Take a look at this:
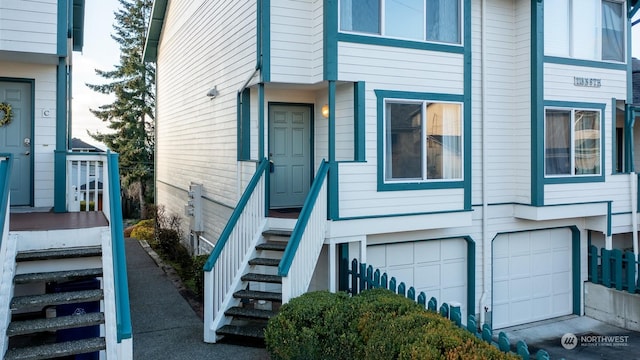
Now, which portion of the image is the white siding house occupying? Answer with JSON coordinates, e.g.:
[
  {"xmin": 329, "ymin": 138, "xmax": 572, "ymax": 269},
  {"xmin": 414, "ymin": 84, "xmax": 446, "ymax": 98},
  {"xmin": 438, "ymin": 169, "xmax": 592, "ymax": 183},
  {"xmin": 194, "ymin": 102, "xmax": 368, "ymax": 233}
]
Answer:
[{"xmin": 144, "ymin": 0, "xmax": 640, "ymax": 342}]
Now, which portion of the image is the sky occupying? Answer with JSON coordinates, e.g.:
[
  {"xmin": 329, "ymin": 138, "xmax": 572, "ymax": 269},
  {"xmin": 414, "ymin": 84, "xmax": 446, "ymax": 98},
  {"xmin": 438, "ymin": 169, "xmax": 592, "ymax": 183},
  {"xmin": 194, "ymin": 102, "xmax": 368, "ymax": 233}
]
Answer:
[{"xmin": 71, "ymin": 2, "xmax": 640, "ymax": 148}]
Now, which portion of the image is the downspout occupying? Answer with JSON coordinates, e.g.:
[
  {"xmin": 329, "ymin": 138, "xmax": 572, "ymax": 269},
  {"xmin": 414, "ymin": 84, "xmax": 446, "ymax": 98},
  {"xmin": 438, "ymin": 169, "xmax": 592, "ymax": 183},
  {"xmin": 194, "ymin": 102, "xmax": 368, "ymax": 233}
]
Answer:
[
  {"xmin": 631, "ymin": 172, "xmax": 638, "ymax": 256},
  {"xmin": 479, "ymin": 0, "xmax": 490, "ymax": 327}
]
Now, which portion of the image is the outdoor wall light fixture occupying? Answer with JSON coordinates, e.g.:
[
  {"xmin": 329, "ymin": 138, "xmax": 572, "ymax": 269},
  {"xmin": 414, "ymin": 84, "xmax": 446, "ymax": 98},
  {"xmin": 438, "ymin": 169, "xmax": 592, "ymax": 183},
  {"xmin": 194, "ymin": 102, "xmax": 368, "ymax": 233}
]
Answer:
[
  {"xmin": 206, "ymin": 86, "xmax": 219, "ymax": 99},
  {"xmin": 321, "ymin": 104, "xmax": 329, "ymax": 118}
]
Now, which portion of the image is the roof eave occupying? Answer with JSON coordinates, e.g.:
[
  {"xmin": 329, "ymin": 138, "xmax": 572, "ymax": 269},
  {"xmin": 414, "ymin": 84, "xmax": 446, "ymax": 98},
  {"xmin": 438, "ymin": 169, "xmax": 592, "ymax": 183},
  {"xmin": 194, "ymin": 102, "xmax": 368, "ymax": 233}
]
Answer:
[{"xmin": 143, "ymin": 0, "xmax": 168, "ymax": 63}]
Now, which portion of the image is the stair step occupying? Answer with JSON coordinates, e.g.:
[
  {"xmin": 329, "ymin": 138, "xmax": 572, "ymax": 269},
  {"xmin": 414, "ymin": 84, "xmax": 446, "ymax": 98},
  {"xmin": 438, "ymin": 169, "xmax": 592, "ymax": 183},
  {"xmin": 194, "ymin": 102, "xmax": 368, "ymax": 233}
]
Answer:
[
  {"xmin": 11, "ymin": 289, "xmax": 104, "ymax": 311},
  {"xmin": 241, "ymin": 272, "xmax": 282, "ymax": 284},
  {"xmin": 7, "ymin": 312, "xmax": 105, "ymax": 337},
  {"xmin": 262, "ymin": 229, "xmax": 292, "ymax": 238},
  {"xmin": 255, "ymin": 241, "xmax": 287, "ymax": 252},
  {"xmin": 234, "ymin": 289, "xmax": 282, "ymax": 302},
  {"xmin": 4, "ymin": 337, "xmax": 106, "ymax": 360},
  {"xmin": 225, "ymin": 306, "xmax": 277, "ymax": 320},
  {"xmin": 16, "ymin": 247, "xmax": 102, "ymax": 262},
  {"xmin": 218, "ymin": 323, "xmax": 266, "ymax": 339},
  {"xmin": 248, "ymin": 257, "xmax": 280, "ymax": 267},
  {"xmin": 14, "ymin": 268, "xmax": 103, "ymax": 285}
]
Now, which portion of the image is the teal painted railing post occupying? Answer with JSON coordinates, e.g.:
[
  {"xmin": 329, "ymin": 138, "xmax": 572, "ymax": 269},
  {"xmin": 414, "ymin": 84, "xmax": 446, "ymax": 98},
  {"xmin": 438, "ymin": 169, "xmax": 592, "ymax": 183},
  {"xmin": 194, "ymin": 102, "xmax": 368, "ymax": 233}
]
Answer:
[
  {"xmin": 602, "ymin": 249, "xmax": 612, "ymax": 287},
  {"xmin": 625, "ymin": 251, "xmax": 636, "ymax": 293},
  {"xmin": 107, "ymin": 152, "xmax": 132, "ymax": 341},
  {"xmin": 589, "ymin": 245, "xmax": 599, "ymax": 283},
  {"xmin": 0, "ymin": 154, "xmax": 13, "ymax": 248},
  {"xmin": 450, "ymin": 304, "xmax": 461, "ymax": 326},
  {"xmin": 613, "ymin": 249, "xmax": 623, "ymax": 291}
]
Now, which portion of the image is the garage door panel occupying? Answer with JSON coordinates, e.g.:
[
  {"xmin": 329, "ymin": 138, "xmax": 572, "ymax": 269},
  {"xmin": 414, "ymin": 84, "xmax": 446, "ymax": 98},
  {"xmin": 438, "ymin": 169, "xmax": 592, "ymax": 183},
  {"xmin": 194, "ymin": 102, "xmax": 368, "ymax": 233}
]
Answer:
[
  {"xmin": 387, "ymin": 243, "xmax": 414, "ymax": 266},
  {"xmin": 493, "ymin": 229, "xmax": 573, "ymax": 329},
  {"xmin": 441, "ymin": 240, "xmax": 466, "ymax": 259},
  {"xmin": 414, "ymin": 264, "xmax": 441, "ymax": 288},
  {"xmin": 368, "ymin": 246, "xmax": 386, "ymax": 266},
  {"xmin": 415, "ymin": 241, "xmax": 441, "ymax": 263},
  {"xmin": 441, "ymin": 286, "xmax": 466, "ymax": 306}
]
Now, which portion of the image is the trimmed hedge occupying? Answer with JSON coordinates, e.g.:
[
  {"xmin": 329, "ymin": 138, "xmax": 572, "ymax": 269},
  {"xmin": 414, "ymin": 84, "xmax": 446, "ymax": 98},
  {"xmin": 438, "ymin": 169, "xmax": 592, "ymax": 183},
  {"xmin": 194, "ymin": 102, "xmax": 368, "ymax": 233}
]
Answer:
[
  {"xmin": 265, "ymin": 289, "xmax": 519, "ymax": 360},
  {"xmin": 129, "ymin": 219, "xmax": 154, "ymax": 241}
]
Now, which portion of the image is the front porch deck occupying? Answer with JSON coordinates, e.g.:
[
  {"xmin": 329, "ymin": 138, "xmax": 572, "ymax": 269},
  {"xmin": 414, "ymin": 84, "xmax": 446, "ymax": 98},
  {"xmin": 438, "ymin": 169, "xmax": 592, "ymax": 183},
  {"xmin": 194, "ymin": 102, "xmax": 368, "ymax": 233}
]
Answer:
[{"xmin": 9, "ymin": 212, "xmax": 109, "ymax": 231}]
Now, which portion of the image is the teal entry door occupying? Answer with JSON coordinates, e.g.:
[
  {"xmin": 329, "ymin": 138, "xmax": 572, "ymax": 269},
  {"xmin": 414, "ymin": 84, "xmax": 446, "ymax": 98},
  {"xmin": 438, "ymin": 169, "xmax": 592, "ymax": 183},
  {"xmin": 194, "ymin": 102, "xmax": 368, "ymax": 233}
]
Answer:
[
  {"xmin": 0, "ymin": 81, "xmax": 32, "ymax": 206},
  {"xmin": 268, "ymin": 104, "xmax": 311, "ymax": 209}
]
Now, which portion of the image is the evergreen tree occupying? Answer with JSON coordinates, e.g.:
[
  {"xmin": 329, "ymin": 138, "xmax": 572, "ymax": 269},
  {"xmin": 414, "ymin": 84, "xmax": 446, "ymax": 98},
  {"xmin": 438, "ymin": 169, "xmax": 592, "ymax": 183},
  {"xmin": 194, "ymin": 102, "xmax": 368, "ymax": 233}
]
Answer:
[{"xmin": 87, "ymin": 0, "xmax": 155, "ymax": 218}]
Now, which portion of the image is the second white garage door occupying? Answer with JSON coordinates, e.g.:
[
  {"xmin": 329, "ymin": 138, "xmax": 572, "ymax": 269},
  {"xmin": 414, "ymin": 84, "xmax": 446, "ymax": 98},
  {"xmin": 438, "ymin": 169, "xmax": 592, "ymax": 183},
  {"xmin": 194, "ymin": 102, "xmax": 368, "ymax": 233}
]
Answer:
[
  {"xmin": 492, "ymin": 229, "xmax": 573, "ymax": 329},
  {"xmin": 368, "ymin": 238, "xmax": 468, "ymax": 320}
]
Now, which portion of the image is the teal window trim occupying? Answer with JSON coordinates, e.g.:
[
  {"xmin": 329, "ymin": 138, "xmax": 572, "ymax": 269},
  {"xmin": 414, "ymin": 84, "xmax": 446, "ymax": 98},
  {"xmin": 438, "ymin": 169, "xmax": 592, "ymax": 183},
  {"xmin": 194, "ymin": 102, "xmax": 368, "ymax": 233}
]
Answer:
[
  {"xmin": 544, "ymin": 56, "xmax": 627, "ymax": 71},
  {"xmin": 531, "ymin": 0, "xmax": 544, "ymax": 206},
  {"xmin": 237, "ymin": 89, "xmax": 251, "ymax": 161},
  {"xmin": 328, "ymin": 81, "xmax": 339, "ymax": 219},
  {"xmin": 57, "ymin": 0, "xmax": 69, "ymax": 56},
  {"xmin": 324, "ymin": 0, "xmax": 338, "ymax": 80},
  {"xmin": 354, "ymin": 81, "xmax": 366, "ymax": 162},
  {"xmin": 337, "ymin": 33, "xmax": 464, "ymax": 54},
  {"xmin": 375, "ymin": 89, "xmax": 467, "ymax": 192},
  {"xmin": 54, "ymin": 59, "xmax": 68, "ymax": 212},
  {"xmin": 542, "ymin": 100, "xmax": 606, "ymax": 185},
  {"xmin": 334, "ymin": 208, "xmax": 471, "ymax": 222}
]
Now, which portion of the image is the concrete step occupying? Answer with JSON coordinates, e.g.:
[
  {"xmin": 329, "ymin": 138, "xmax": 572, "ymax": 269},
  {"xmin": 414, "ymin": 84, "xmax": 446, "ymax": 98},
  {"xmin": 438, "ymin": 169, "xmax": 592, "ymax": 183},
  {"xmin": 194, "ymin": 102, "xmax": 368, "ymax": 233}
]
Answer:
[
  {"xmin": 11, "ymin": 289, "xmax": 104, "ymax": 311},
  {"xmin": 233, "ymin": 289, "xmax": 282, "ymax": 302},
  {"xmin": 16, "ymin": 247, "xmax": 102, "ymax": 262},
  {"xmin": 14, "ymin": 268, "xmax": 103, "ymax": 285},
  {"xmin": 4, "ymin": 337, "xmax": 106, "ymax": 360},
  {"xmin": 255, "ymin": 241, "xmax": 287, "ymax": 252},
  {"xmin": 225, "ymin": 306, "xmax": 277, "ymax": 320},
  {"xmin": 262, "ymin": 229, "xmax": 292, "ymax": 238},
  {"xmin": 248, "ymin": 257, "xmax": 280, "ymax": 267},
  {"xmin": 241, "ymin": 272, "xmax": 282, "ymax": 284},
  {"xmin": 218, "ymin": 323, "xmax": 266, "ymax": 339},
  {"xmin": 7, "ymin": 312, "xmax": 105, "ymax": 336}
]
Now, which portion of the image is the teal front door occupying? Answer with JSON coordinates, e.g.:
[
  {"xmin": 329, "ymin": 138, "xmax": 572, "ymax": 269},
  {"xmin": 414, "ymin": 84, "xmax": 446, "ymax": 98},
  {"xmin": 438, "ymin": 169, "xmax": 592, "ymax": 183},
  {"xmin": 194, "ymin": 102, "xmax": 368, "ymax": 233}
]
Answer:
[
  {"xmin": 0, "ymin": 81, "xmax": 32, "ymax": 206},
  {"xmin": 268, "ymin": 105, "xmax": 311, "ymax": 209}
]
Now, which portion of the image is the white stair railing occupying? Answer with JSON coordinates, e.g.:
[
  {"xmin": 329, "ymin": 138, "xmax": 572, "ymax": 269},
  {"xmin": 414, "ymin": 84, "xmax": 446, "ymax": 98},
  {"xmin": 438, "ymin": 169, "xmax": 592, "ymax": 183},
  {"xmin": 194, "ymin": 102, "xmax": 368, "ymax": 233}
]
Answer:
[
  {"xmin": 279, "ymin": 161, "xmax": 329, "ymax": 303},
  {"xmin": 203, "ymin": 159, "xmax": 269, "ymax": 343},
  {"xmin": 66, "ymin": 153, "xmax": 106, "ymax": 213}
]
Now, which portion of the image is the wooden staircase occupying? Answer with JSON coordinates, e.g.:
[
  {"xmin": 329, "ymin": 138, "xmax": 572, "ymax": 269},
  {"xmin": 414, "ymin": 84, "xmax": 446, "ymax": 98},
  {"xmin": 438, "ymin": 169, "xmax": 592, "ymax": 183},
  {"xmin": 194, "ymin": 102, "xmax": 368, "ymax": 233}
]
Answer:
[
  {"xmin": 217, "ymin": 229, "xmax": 290, "ymax": 341},
  {"xmin": 4, "ymin": 246, "xmax": 106, "ymax": 360}
]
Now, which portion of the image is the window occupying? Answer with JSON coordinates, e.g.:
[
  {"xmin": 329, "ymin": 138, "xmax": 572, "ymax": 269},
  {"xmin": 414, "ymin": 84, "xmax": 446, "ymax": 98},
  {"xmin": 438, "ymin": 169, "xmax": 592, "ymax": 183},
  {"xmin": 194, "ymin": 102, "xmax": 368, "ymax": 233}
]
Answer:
[
  {"xmin": 340, "ymin": 0, "xmax": 461, "ymax": 44},
  {"xmin": 544, "ymin": 0, "xmax": 625, "ymax": 62},
  {"xmin": 385, "ymin": 100, "xmax": 462, "ymax": 181},
  {"xmin": 545, "ymin": 108, "xmax": 601, "ymax": 176}
]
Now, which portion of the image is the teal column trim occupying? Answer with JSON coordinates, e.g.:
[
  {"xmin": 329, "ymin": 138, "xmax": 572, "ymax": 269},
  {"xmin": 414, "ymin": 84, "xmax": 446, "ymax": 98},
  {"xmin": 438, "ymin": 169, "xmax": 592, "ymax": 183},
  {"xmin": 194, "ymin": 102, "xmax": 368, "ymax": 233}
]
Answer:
[
  {"xmin": 261, "ymin": 0, "xmax": 271, "ymax": 82},
  {"xmin": 338, "ymin": 243, "xmax": 349, "ymax": 291},
  {"xmin": 57, "ymin": 0, "xmax": 69, "ymax": 56},
  {"xmin": 626, "ymin": 12, "xmax": 632, "ymax": 104},
  {"xmin": 0, "ymin": 155, "xmax": 13, "ymax": 248},
  {"xmin": 612, "ymin": 98, "xmax": 619, "ymax": 173},
  {"xmin": 531, "ymin": 0, "xmax": 544, "ymax": 206},
  {"xmin": 463, "ymin": 0, "xmax": 471, "ymax": 210},
  {"xmin": 570, "ymin": 226, "xmax": 581, "ymax": 315},
  {"xmin": 464, "ymin": 236, "xmax": 476, "ymax": 319},
  {"xmin": 54, "ymin": 59, "xmax": 68, "ymax": 213},
  {"xmin": 324, "ymin": 0, "xmax": 338, "ymax": 80},
  {"xmin": 259, "ymin": 84, "xmax": 265, "ymax": 159},
  {"xmin": 257, "ymin": 0, "xmax": 262, "ymax": 69},
  {"xmin": 328, "ymin": 81, "xmax": 339, "ymax": 219},
  {"xmin": 625, "ymin": 105, "xmax": 635, "ymax": 172},
  {"xmin": 354, "ymin": 81, "xmax": 365, "ymax": 161},
  {"xmin": 607, "ymin": 201, "xmax": 612, "ymax": 236},
  {"xmin": 237, "ymin": 89, "xmax": 251, "ymax": 161}
]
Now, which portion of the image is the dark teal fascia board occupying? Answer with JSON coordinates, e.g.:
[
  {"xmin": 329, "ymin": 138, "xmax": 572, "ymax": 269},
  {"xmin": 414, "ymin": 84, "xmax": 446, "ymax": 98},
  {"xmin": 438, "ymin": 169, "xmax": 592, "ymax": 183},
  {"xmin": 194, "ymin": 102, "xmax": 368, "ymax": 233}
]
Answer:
[
  {"xmin": 337, "ymin": 33, "xmax": 464, "ymax": 54},
  {"xmin": 542, "ymin": 100, "xmax": 606, "ymax": 185},
  {"xmin": 261, "ymin": 0, "xmax": 271, "ymax": 82},
  {"xmin": 531, "ymin": 0, "xmax": 544, "ymax": 206},
  {"xmin": 279, "ymin": 160, "xmax": 330, "ymax": 276},
  {"xmin": 54, "ymin": 59, "xmax": 68, "ymax": 212},
  {"xmin": 375, "ymin": 90, "xmax": 466, "ymax": 192},
  {"xmin": 72, "ymin": 0, "xmax": 85, "ymax": 52},
  {"xmin": 203, "ymin": 158, "xmax": 269, "ymax": 272},
  {"xmin": 544, "ymin": 56, "xmax": 627, "ymax": 71},
  {"xmin": 354, "ymin": 81, "xmax": 365, "ymax": 161},
  {"xmin": 463, "ymin": 0, "xmax": 471, "ymax": 210},
  {"xmin": 324, "ymin": 0, "xmax": 338, "ymax": 80},
  {"xmin": 57, "ymin": 0, "xmax": 69, "ymax": 56},
  {"xmin": 143, "ymin": 0, "xmax": 168, "ymax": 63},
  {"xmin": 334, "ymin": 208, "xmax": 472, "ymax": 222}
]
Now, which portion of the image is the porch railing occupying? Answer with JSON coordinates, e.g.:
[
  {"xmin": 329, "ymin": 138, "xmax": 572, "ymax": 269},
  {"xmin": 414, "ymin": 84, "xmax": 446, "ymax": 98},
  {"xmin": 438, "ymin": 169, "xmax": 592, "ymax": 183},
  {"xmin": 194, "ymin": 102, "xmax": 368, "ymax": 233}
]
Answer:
[
  {"xmin": 66, "ymin": 153, "xmax": 107, "ymax": 213},
  {"xmin": 347, "ymin": 259, "xmax": 551, "ymax": 360},
  {"xmin": 0, "ymin": 155, "xmax": 13, "ymax": 360},
  {"xmin": 203, "ymin": 158, "xmax": 269, "ymax": 342},
  {"xmin": 588, "ymin": 245, "xmax": 640, "ymax": 293},
  {"xmin": 0, "ymin": 154, "xmax": 11, "ymax": 249},
  {"xmin": 279, "ymin": 160, "xmax": 329, "ymax": 303}
]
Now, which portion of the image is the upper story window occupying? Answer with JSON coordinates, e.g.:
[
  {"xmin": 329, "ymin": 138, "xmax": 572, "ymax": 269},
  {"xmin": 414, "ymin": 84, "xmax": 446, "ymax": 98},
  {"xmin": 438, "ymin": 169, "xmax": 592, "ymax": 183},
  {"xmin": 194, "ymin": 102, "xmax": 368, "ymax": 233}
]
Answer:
[
  {"xmin": 384, "ymin": 100, "xmax": 462, "ymax": 182},
  {"xmin": 340, "ymin": 0, "xmax": 461, "ymax": 45},
  {"xmin": 544, "ymin": 0, "xmax": 625, "ymax": 63},
  {"xmin": 545, "ymin": 108, "xmax": 601, "ymax": 177}
]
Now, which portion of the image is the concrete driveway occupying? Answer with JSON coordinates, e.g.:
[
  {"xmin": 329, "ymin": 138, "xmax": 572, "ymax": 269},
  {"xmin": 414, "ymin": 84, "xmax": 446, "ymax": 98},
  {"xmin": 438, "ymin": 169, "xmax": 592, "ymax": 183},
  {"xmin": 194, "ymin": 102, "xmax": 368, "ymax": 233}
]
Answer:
[{"xmin": 500, "ymin": 315, "xmax": 640, "ymax": 360}]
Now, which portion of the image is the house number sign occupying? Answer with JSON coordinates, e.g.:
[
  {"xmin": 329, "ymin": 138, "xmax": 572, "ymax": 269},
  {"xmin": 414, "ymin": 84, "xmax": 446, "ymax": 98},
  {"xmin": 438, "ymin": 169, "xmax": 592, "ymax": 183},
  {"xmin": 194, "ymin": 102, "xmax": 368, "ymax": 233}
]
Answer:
[{"xmin": 574, "ymin": 77, "xmax": 601, "ymax": 88}]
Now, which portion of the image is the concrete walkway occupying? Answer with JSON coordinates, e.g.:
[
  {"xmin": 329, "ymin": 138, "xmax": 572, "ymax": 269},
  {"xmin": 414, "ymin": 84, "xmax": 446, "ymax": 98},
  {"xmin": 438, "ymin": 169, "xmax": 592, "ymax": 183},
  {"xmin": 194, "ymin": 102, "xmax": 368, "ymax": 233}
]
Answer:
[{"xmin": 125, "ymin": 238, "xmax": 270, "ymax": 360}]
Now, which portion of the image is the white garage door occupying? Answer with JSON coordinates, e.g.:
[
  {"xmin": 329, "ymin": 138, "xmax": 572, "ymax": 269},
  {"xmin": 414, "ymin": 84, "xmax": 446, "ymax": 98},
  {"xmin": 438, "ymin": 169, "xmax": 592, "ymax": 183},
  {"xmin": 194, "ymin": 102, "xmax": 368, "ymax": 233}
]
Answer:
[
  {"xmin": 368, "ymin": 238, "xmax": 467, "ymax": 320},
  {"xmin": 492, "ymin": 229, "xmax": 573, "ymax": 329}
]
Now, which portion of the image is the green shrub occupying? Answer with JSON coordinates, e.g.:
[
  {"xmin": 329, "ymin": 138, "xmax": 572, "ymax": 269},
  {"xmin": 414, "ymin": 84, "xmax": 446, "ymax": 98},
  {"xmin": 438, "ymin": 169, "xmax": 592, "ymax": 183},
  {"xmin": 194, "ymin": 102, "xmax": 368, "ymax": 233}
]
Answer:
[
  {"xmin": 191, "ymin": 255, "xmax": 208, "ymax": 299},
  {"xmin": 266, "ymin": 289, "xmax": 519, "ymax": 360},
  {"xmin": 130, "ymin": 219, "xmax": 154, "ymax": 241},
  {"xmin": 80, "ymin": 201, "xmax": 95, "ymax": 211}
]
